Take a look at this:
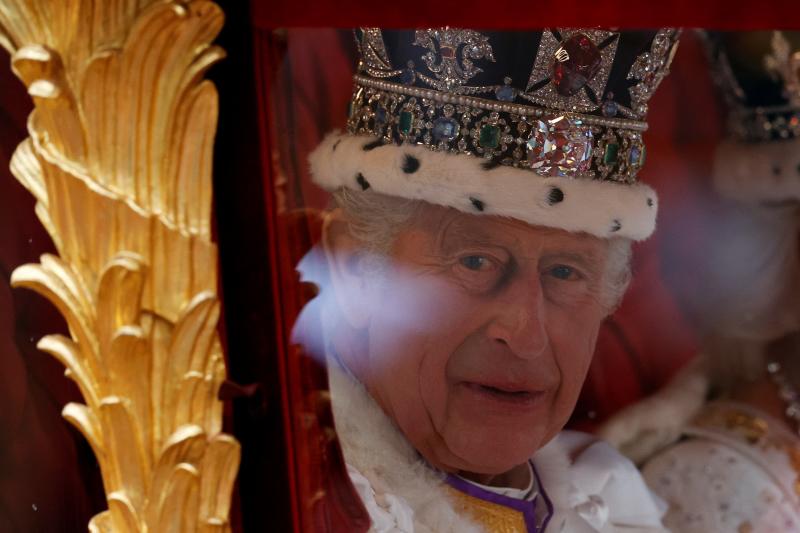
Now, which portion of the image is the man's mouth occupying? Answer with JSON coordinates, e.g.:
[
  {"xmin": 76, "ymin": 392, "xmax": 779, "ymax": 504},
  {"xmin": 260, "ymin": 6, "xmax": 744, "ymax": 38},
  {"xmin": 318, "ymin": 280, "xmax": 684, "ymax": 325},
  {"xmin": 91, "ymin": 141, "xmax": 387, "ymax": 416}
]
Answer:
[{"xmin": 462, "ymin": 382, "xmax": 544, "ymax": 405}]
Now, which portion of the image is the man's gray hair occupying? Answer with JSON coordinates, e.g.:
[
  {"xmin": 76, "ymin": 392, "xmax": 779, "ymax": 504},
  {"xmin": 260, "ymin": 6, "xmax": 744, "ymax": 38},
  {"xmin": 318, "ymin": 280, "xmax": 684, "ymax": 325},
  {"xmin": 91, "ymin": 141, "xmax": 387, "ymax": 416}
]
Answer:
[{"xmin": 332, "ymin": 188, "xmax": 632, "ymax": 310}]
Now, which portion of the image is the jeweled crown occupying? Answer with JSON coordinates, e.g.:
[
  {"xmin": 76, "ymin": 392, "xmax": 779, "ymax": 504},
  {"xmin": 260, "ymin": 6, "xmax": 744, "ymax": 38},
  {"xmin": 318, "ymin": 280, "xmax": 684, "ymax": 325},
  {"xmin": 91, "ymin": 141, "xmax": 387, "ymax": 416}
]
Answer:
[
  {"xmin": 705, "ymin": 31, "xmax": 800, "ymax": 142},
  {"xmin": 348, "ymin": 28, "xmax": 680, "ymax": 183}
]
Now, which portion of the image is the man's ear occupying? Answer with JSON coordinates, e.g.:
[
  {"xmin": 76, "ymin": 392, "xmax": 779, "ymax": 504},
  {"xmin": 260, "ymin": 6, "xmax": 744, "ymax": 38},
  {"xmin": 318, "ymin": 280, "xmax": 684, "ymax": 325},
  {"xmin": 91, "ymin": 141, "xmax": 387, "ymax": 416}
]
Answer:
[{"xmin": 321, "ymin": 208, "xmax": 373, "ymax": 330}]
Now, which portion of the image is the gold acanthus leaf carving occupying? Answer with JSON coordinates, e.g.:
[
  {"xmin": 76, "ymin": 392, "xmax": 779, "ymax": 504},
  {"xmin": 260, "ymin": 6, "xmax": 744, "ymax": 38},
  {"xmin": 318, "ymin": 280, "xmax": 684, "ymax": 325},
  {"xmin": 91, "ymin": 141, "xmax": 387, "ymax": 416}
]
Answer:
[{"xmin": 0, "ymin": 1, "xmax": 239, "ymax": 532}]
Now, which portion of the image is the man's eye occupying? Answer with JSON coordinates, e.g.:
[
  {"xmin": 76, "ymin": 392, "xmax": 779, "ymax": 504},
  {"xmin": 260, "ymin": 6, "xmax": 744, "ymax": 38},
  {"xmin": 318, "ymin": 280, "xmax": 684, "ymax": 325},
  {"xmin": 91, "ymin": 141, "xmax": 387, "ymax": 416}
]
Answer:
[
  {"xmin": 547, "ymin": 265, "xmax": 578, "ymax": 281},
  {"xmin": 459, "ymin": 255, "xmax": 491, "ymax": 271}
]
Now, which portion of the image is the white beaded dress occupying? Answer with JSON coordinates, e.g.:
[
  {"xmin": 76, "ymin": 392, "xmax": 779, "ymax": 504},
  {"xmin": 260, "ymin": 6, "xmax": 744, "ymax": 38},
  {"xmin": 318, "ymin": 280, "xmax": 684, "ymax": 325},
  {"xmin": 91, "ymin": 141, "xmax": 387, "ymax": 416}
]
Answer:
[{"xmin": 643, "ymin": 401, "xmax": 800, "ymax": 533}]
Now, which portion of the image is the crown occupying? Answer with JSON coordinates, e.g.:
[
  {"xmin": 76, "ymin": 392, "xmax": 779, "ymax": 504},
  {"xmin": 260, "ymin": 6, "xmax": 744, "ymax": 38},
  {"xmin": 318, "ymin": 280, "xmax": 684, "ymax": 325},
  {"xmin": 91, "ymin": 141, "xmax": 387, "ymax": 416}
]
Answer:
[
  {"xmin": 310, "ymin": 28, "xmax": 682, "ymax": 241},
  {"xmin": 703, "ymin": 31, "xmax": 800, "ymax": 204},
  {"xmin": 706, "ymin": 30, "xmax": 800, "ymax": 142},
  {"xmin": 347, "ymin": 28, "xmax": 680, "ymax": 184}
]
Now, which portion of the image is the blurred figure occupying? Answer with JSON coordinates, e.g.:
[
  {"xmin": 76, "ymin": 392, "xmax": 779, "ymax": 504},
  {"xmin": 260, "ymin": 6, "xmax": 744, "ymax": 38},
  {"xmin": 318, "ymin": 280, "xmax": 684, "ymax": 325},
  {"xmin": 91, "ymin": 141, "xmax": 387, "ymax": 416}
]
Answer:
[{"xmin": 601, "ymin": 31, "xmax": 800, "ymax": 532}]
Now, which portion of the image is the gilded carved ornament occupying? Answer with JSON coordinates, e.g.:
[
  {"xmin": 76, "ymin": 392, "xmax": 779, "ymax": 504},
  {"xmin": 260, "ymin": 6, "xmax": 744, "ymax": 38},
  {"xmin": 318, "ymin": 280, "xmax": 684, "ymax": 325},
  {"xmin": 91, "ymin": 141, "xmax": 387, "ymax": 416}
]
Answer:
[{"xmin": 0, "ymin": 1, "xmax": 240, "ymax": 531}]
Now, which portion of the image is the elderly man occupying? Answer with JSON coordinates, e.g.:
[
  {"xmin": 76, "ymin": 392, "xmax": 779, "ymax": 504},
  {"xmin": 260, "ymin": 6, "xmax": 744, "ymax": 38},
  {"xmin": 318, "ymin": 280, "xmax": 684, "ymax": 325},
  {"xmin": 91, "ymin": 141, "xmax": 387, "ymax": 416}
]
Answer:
[{"xmin": 300, "ymin": 28, "xmax": 680, "ymax": 532}]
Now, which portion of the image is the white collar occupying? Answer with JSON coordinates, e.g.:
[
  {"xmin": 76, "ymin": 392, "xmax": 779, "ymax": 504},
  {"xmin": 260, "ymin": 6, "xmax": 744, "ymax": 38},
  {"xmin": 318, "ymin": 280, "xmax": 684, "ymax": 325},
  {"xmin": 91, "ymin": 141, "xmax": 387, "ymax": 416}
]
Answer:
[{"xmin": 457, "ymin": 461, "xmax": 537, "ymax": 501}]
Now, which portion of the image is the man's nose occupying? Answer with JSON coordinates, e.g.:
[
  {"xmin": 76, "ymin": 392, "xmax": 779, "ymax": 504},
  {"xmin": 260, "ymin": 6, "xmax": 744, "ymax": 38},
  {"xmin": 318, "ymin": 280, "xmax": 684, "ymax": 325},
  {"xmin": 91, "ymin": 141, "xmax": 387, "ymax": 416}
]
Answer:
[{"xmin": 485, "ymin": 275, "xmax": 548, "ymax": 360}]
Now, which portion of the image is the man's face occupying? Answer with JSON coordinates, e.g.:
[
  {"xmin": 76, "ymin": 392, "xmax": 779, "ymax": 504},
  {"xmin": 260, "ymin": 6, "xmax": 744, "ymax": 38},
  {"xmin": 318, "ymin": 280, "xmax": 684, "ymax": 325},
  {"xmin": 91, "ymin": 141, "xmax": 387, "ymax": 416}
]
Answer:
[{"xmin": 338, "ymin": 204, "xmax": 611, "ymax": 475}]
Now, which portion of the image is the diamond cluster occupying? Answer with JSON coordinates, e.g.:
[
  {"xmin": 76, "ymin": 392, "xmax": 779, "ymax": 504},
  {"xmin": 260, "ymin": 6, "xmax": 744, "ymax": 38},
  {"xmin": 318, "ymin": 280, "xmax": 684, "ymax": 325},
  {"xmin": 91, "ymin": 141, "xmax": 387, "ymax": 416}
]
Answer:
[
  {"xmin": 729, "ymin": 107, "xmax": 800, "ymax": 141},
  {"xmin": 349, "ymin": 79, "xmax": 647, "ymax": 183},
  {"xmin": 626, "ymin": 29, "xmax": 681, "ymax": 119}
]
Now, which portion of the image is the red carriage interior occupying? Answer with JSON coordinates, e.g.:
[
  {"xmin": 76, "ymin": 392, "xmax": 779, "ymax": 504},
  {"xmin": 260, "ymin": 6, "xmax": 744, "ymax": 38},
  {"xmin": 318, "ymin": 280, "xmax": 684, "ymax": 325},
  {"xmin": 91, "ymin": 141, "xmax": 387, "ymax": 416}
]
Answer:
[{"xmin": 2, "ymin": 1, "xmax": 799, "ymax": 531}]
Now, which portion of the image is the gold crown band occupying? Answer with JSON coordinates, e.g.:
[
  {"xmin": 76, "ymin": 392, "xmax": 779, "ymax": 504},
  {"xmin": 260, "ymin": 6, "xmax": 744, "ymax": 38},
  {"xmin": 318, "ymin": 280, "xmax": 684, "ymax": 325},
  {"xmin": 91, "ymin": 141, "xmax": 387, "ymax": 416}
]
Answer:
[
  {"xmin": 348, "ymin": 76, "xmax": 649, "ymax": 184},
  {"xmin": 354, "ymin": 74, "xmax": 649, "ymax": 133}
]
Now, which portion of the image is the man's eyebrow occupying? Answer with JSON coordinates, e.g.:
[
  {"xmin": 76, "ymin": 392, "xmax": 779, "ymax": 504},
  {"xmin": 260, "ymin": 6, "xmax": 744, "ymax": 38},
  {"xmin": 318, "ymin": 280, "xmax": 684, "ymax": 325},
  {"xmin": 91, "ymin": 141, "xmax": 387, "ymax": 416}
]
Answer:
[
  {"xmin": 541, "ymin": 250, "xmax": 604, "ymax": 276},
  {"xmin": 437, "ymin": 220, "xmax": 512, "ymax": 252},
  {"xmin": 435, "ymin": 217, "xmax": 606, "ymax": 272}
]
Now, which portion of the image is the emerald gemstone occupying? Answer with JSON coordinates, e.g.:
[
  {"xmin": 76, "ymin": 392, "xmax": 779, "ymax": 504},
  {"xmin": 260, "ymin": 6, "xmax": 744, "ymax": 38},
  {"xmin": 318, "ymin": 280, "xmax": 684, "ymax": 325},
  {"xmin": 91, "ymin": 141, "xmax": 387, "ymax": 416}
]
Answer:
[
  {"xmin": 399, "ymin": 111, "xmax": 414, "ymax": 134},
  {"xmin": 479, "ymin": 124, "xmax": 500, "ymax": 149},
  {"xmin": 640, "ymin": 145, "xmax": 647, "ymax": 166},
  {"xmin": 603, "ymin": 143, "xmax": 619, "ymax": 164}
]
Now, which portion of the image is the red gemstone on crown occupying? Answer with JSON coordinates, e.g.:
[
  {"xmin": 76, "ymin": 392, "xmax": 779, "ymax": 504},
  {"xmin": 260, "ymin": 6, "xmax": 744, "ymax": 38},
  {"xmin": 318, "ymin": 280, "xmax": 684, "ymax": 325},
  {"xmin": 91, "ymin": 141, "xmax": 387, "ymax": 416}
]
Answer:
[
  {"xmin": 440, "ymin": 45, "xmax": 456, "ymax": 59},
  {"xmin": 551, "ymin": 33, "xmax": 602, "ymax": 96}
]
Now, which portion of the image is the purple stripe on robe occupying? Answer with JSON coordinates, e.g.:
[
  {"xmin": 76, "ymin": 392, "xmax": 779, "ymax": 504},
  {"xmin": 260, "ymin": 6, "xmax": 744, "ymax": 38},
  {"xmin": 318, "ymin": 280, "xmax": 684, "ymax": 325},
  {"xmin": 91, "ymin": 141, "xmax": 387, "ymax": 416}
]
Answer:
[
  {"xmin": 533, "ymin": 464, "xmax": 554, "ymax": 532},
  {"xmin": 444, "ymin": 465, "xmax": 553, "ymax": 533}
]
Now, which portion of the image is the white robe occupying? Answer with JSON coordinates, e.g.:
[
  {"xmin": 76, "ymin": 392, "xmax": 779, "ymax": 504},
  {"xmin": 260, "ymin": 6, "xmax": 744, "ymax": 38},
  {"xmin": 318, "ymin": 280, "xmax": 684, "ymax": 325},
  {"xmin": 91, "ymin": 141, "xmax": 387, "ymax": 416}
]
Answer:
[
  {"xmin": 643, "ymin": 401, "xmax": 800, "ymax": 533},
  {"xmin": 328, "ymin": 360, "xmax": 670, "ymax": 533}
]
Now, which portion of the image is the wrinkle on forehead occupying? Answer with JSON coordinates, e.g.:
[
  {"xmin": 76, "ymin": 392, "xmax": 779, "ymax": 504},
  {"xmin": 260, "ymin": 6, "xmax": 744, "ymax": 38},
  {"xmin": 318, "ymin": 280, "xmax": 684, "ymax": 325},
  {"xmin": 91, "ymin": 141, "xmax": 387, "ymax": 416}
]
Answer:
[
  {"xmin": 418, "ymin": 207, "xmax": 608, "ymax": 266},
  {"xmin": 438, "ymin": 215, "xmax": 522, "ymax": 255}
]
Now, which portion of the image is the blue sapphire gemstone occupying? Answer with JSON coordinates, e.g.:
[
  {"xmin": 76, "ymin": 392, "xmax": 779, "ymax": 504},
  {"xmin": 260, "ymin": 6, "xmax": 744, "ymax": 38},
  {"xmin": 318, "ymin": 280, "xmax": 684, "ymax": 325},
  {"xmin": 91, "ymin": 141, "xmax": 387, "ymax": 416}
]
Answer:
[
  {"xmin": 432, "ymin": 118, "xmax": 459, "ymax": 141},
  {"xmin": 374, "ymin": 106, "xmax": 387, "ymax": 125},
  {"xmin": 495, "ymin": 85, "xmax": 516, "ymax": 102},
  {"xmin": 629, "ymin": 147, "xmax": 641, "ymax": 166},
  {"xmin": 601, "ymin": 100, "xmax": 618, "ymax": 118},
  {"xmin": 400, "ymin": 68, "xmax": 415, "ymax": 85}
]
